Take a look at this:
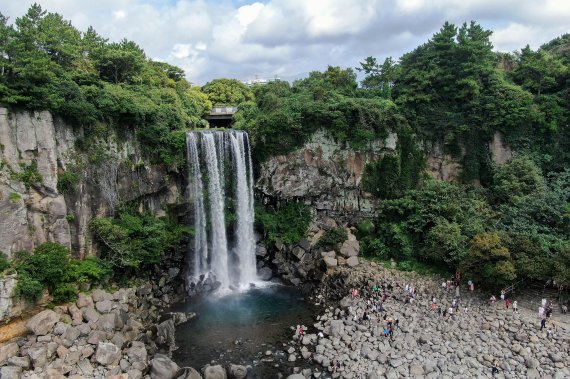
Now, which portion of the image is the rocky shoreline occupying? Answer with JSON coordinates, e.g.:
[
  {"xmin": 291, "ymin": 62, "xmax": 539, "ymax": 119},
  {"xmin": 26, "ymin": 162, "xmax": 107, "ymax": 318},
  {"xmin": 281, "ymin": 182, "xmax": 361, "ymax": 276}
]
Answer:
[{"xmin": 283, "ymin": 261, "xmax": 570, "ymax": 379}]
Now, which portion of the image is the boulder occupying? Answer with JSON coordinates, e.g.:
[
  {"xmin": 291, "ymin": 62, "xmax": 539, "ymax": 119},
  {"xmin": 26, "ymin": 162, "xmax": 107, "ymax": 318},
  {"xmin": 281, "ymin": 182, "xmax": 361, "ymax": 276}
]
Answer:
[
  {"xmin": 339, "ymin": 240, "xmax": 359, "ymax": 258},
  {"xmin": 150, "ymin": 354, "xmax": 180, "ymax": 379},
  {"xmin": 83, "ymin": 307, "xmax": 100, "ymax": 323},
  {"xmin": 95, "ymin": 342, "xmax": 121, "ymax": 366},
  {"xmin": 258, "ymin": 267, "xmax": 273, "ymax": 281},
  {"xmin": 255, "ymin": 245, "xmax": 268, "ymax": 257},
  {"xmin": 0, "ymin": 342, "xmax": 20, "ymax": 364},
  {"xmin": 95, "ymin": 299, "xmax": 113, "ymax": 313},
  {"xmin": 26, "ymin": 309, "xmax": 59, "ymax": 335},
  {"xmin": 127, "ymin": 341, "xmax": 148, "ymax": 363},
  {"xmin": 323, "ymin": 256, "xmax": 337, "ymax": 268},
  {"xmin": 27, "ymin": 345, "xmax": 47, "ymax": 368},
  {"xmin": 156, "ymin": 319, "xmax": 176, "ymax": 347},
  {"xmin": 76, "ymin": 293, "xmax": 94, "ymax": 308},
  {"xmin": 203, "ymin": 365, "xmax": 227, "ymax": 379},
  {"xmin": 0, "ymin": 366, "xmax": 22, "ymax": 379},
  {"xmin": 96, "ymin": 313, "xmax": 119, "ymax": 332},
  {"xmin": 228, "ymin": 364, "xmax": 247, "ymax": 379},
  {"xmin": 62, "ymin": 326, "xmax": 81, "ymax": 347},
  {"xmin": 346, "ymin": 256, "xmax": 359, "ymax": 267},
  {"xmin": 175, "ymin": 367, "xmax": 203, "ymax": 379}
]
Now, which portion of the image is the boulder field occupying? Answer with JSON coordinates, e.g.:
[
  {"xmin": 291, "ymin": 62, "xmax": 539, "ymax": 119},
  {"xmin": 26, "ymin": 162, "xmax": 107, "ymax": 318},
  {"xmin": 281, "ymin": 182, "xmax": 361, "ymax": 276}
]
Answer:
[{"xmin": 284, "ymin": 261, "xmax": 570, "ymax": 379}]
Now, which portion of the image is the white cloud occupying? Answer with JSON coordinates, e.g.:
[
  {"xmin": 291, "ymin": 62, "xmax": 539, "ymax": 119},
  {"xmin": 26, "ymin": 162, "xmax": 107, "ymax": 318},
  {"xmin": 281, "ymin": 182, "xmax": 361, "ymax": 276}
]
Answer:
[{"xmin": 2, "ymin": 0, "xmax": 569, "ymax": 84}]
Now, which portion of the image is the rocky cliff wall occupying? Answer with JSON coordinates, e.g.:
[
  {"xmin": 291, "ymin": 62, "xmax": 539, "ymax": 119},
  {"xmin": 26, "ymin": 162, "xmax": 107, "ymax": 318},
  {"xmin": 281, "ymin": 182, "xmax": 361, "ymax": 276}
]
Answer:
[
  {"xmin": 0, "ymin": 108, "xmax": 185, "ymax": 260},
  {"xmin": 256, "ymin": 130, "xmax": 398, "ymax": 218},
  {"xmin": 257, "ymin": 129, "xmax": 513, "ymax": 212}
]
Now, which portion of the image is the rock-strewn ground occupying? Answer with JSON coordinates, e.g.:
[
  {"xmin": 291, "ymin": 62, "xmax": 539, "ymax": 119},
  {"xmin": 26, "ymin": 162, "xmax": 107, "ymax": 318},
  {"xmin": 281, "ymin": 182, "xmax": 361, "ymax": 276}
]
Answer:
[
  {"xmin": 285, "ymin": 261, "xmax": 570, "ymax": 379},
  {"xmin": 0, "ymin": 285, "xmax": 198, "ymax": 379}
]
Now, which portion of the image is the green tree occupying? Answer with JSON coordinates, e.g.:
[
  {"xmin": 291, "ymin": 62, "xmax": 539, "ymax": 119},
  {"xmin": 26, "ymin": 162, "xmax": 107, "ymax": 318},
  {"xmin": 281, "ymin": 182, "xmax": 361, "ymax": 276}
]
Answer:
[
  {"xmin": 356, "ymin": 56, "xmax": 399, "ymax": 98},
  {"xmin": 202, "ymin": 78, "xmax": 254, "ymax": 105},
  {"xmin": 460, "ymin": 233, "xmax": 516, "ymax": 288}
]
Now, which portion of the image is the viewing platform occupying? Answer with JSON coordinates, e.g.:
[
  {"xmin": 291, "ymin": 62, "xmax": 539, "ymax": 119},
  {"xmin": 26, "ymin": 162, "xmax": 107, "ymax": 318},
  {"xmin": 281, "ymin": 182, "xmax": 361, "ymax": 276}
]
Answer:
[{"xmin": 205, "ymin": 106, "xmax": 238, "ymax": 120}]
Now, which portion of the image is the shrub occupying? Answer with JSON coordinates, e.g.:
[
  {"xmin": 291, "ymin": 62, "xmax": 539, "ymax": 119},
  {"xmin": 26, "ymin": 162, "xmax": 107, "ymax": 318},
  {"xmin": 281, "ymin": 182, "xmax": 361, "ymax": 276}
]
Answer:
[
  {"xmin": 57, "ymin": 171, "xmax": 80, "ymax": 193},
  {"xmin": 15, "ymin": 272, "xmax": 44, "ymax": 301},
  {"xmin": 17, "ymin": 242, "xmax": 71, "ymax": 291},
  {"xmin": 317, "ymin": 227, "xmax": 348, "ymax": 247},
  {"xmin": 356, "ymin": 220, "xmax": 375, "ymax": 238},
  {"xmin": 52, "ymin": 283, "xmax": 78, "ymax": 303},
  {"xmin": 0, "ymin": 252, "xmax": 10, "ymax": 273},
  {"xmin": 69, "ymin": 257, "xmax": 112, "ymax": 284},
  {"xmin": 255, "ymin": 202, "xmax": 312, "ymax": 245}
]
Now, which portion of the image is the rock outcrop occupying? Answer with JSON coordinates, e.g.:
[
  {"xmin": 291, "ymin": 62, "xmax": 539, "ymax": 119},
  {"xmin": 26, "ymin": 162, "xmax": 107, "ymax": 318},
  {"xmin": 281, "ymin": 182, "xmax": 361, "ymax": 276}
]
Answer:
[
  {"xmin": 0, "ymin": 107, "xmax": 186, "ymax": 320},
  {"xmin": 257, "ymin": 130, "xmax": 397, "ymax": 216}
]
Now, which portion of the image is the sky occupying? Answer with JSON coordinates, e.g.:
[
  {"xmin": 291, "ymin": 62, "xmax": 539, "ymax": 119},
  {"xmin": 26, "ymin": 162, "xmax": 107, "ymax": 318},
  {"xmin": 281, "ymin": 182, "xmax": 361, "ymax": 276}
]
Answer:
[{"xmin": 2, "ymin": 0, "xmax": 570, "ymax": 85}]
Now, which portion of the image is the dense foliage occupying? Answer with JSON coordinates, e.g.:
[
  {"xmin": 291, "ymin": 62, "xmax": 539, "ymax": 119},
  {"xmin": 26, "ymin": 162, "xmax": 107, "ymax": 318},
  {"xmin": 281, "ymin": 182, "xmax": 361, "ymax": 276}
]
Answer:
[
  {"xmin": 12, "ymin": 242, "xmax": 111, "ymax": 303},
  {"xmin": 89, "ymin": 208, "xmax": 191, "ymax": 269},
  {"xmin": 234, "ymin": 67, "xmax": 406, "ymax": 162},
  {"xmin": 0, "ymin": 4, "xmax": 211, "ymax": 164},
  {"xmin": 255, "ymin": 202, "xmax": 312, "ymax": 245}
]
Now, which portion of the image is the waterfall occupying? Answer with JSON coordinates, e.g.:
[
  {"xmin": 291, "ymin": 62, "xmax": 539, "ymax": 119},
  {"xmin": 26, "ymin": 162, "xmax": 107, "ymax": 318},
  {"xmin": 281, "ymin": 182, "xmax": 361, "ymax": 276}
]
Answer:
[{"xmin": 186, "ymin": 130, "xmax": 257, "ymax": 290}]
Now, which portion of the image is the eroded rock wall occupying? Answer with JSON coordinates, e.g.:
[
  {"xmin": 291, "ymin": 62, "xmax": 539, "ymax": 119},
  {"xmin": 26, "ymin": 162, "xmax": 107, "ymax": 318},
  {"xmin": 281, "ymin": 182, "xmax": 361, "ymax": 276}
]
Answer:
[
  {"xmin": 0, "ymin": 107, "xmax": 185, "ymax": 260},
  {"xmin": 256, "ymin": 130, "xmax": 398, "ymax": 218}
]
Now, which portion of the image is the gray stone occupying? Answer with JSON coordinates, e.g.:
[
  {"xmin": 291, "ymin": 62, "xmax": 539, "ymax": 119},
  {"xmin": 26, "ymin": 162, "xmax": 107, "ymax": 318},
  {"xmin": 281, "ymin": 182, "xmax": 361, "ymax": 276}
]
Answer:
[
  {"xmin": 7, "ymin": 355, "xmax": 30, "ymax": 369},
  {"xmin": 95, "ymin": 342, "xmax": 121, "ymax": 366},
  {"xmin": 258, "ymin": 267, "xmax": 273, "ymax": 281},
  {"xmin": 0, "ymin": 342, "xmax": 19, "ymax": 364},
  {"xmin": 82, "ymin": 307, "xmax": 100, "ymax": 323},
  {"xmin": 25, "ymin": 309, "xmax": 59, "ymax": 335},
  {"xmin": 255, "ymin": 245, "xmax": 268, "ymax": 257},
  {"xmin": 128, "ymin": 369, "xmax": 144, "ymax": 379},
  {"xmin": 62, "ymin": 326, "xmax": 81, "ymax": 347},
  {"xmin": 203, "ymin": 365, "xmax": 227, "ymax": 379},
  {"xmin": 95, "ymin": 299, "xmax": 113, "ymax": 313},
  {"xmin": 323, "ymin": 256, "xmax": 337, "ymax": 267},
  {"xmin": 175, "ymin": 367, "xmax": 202, "ymax": 379},
  {"xmin": 96, "ymin": 313, "xmax": 119, "ymax": 332},
  {"xmin": 409, "ymin": 364, "xmax": 424, "ymax": 376},
  {"xmin": 27, "ymin": 345, "xmax": 47, "ymax": 368},
  {"xmin": 228, "ymin": 364, "xmax": 247, "ymax": 379},
  {"xmin": 346, "ymin": 256, "xmax": 359, "ymax": 267},
  {"xmin": 156, "ymin": 319, "xmax": 176, "ymax": 347},
  {"xmin": 286, "ymin": 375, "xmax": 305, "ymax": 379},
  {"xmin": 0, "ymin": 366, "xmax": 22, "ymax": 379},
  {"xmin": 91, "ymin": 289, "xmax": 112, "ymax": 303},
  {"xmin": 150, "ymin": 354, "xmax": 180, "ymax": 379},
  {"xmin": 127, "ymin": 341, "xmax": 148, "ymax": 363},
  {"xmin": 339, "ymin": 240, "xmax": 359, "ymax": 257},
  {"xmin": 87, "ymin": 330, "xmax": 107, "ymax": 345}
]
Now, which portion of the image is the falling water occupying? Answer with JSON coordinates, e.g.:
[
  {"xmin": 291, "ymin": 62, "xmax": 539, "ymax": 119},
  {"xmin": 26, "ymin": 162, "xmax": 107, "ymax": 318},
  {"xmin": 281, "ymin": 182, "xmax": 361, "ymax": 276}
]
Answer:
[
  {"xmin": 186, "ymin": 130, "xmax": 257, "ymax": 290},
  {"xmin": 229, "ymin": 132, "xmax": 257, "ymax": 284},
  {"xmin": 186, "ymin": 133, "xmax": 208, "ymax": 275}
]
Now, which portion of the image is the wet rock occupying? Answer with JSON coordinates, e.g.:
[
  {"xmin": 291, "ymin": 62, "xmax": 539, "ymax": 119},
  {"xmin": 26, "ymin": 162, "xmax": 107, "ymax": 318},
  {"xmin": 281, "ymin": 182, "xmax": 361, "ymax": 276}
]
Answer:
[
  {"xmin": 150, "ymin": 354, "xmax": 180, "ymax": 379},
  {"xmin": 228, "ymin": 364, "xmax": 247, "ymax": 379},
  {"xmin": 258, "ymin": 266, "xmax": 273, "ymax": 281},
  {"xmin": 203, "ymin": 364, "xmax": 227, "ymax": 379}
]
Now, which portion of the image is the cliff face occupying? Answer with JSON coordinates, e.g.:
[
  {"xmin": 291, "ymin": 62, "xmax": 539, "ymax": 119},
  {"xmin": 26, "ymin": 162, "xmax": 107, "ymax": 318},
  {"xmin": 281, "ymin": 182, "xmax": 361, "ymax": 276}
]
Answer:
[
  {"xmin": 256, "ymin": 130, "xmax": 398, "ymax": 218},
  {"xmin": 256, "ymin": 129, "xmax": 513, "ymax": 214},
  {"xmin": 0, "ymin": 108, "xmax": 185, "ymax": 260}
]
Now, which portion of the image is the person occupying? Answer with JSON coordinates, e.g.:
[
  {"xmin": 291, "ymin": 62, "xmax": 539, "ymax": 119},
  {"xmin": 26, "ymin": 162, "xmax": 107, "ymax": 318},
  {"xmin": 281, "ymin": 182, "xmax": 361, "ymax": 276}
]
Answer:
[
  {"xmin": 500, "ymin": 290, "xmax": 505, "ymax": 301},
  {"xmin": 331, "ymin": 360, "xmax": 337, "ymax": 373},
  {"xmin": 297, "ymin": 325, "xmax": 304, "ymax": 336},
  {"xmin": 539, "ymin": 306, "xmax": 544, "ymax": 319},
  {"xmin": 505, "ymin": 299, "xmax": 511, "ymax": 309},
  {"xmin": 383, "ymin": 326, "xmax": 389, "ymax": 337},
  {"xmin": 513, "ymin": 301, "xmax": 518, "ymax": 313},
  {"xmin": 492, "ymin": 360, "xmax": 500, "ymax": 375},
  {"xmin": 490, "ymin": 295, "xmax": 496, "ymax": 305},
  {"xmin": 455, "ymin": 285, "xmax": 460, "ymax": 298},
  {"xmin": 470, "ymin": 281, "xmax": 475, "ymax": 292},
  {"xmin": 540, "ymin": 317, "xmax": 547, "ymax": 331}
]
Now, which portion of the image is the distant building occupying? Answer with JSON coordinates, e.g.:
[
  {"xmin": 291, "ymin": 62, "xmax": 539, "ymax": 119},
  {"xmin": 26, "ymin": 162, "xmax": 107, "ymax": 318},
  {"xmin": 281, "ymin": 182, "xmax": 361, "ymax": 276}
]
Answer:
[{"xmin": 243, "ymin": 76, "xmax": 280, "ymax": 86}]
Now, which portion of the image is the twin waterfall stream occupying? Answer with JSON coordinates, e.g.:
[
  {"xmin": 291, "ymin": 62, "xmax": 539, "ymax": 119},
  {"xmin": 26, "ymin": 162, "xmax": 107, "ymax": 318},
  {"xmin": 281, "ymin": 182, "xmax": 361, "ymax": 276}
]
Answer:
[{"xmin": 186, "ymin": 130, "xmax": 257, "ymax": 290}]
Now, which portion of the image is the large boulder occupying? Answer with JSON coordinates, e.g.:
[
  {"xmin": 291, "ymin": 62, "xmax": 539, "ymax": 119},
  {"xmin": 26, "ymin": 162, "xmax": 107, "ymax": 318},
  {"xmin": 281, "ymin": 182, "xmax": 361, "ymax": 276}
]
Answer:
[
  {"xmin": 175, "ymin": 367, "xmax": 202, "ymax": 379},
  {"xmin": 95, "ymin": 342, "xmax": 121, "ymax": 366},
  {"xmin": 346, "ymin": 256, "xmax": 359, "ymax": 267},
  {"xmin": 0, "ymin": 342, "xmax": 19, "ymax": 364},
  {"xmin": 156, "ymin": 319, "xmax": 176, "ymax": 347},
  {"xmin": 150, "ymin": 354, "xmax": 180, "ymax": 379},
  {"xmin": 127, "ymin": 341, "xmax": 148, "ymax": 364},
  {"xmin": 26, "ymin": 309, "xmax": 59, "ymax": 335},
  {"xmin": 228, "ymin": 364, "xmax": 247, "ymax": 379},
  {"xmin": 203, "ymin": 365, "xmax": 227, "ymax": 379},
  {"xmin": 0, "ymin": 366, "xmax": 22, "ymax": 379},
  {"xmin": 258, "ymin": 267, "xmax": 273, "ymax": 281},
  {"xmin": 339, "ymin": 240, "xmax": 359, "ymax": 257},
  {"xmin": 27, "ymin": 345, "xmax": 47, "ymax": 368},
  {"xmin": 323, "ymin": 256, "xmax": 337, "ymax": 268}
]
